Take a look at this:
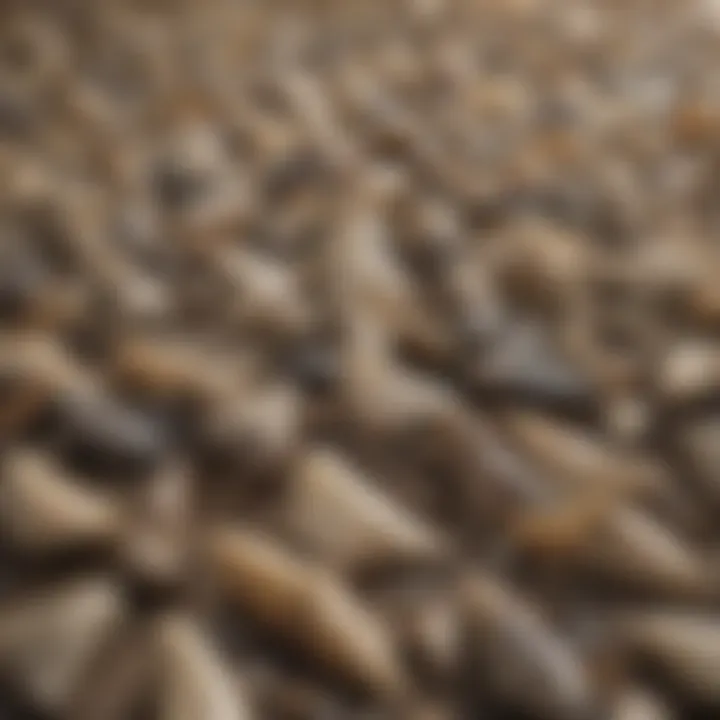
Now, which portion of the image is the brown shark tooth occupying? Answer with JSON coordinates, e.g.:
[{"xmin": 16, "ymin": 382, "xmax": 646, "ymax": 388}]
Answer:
[
  {"xmin": 274, "ymin": 447, "xmax": 446, "ymax": 574},
  {"xmin": 460, "ymin": 572, "xmax": 595, "ymax": 720},
  {"xmin": 503, "ymin": 410, "xmax": 666, "ymax": 497},
  {"xmin": 206, "ymin": 526, "xmax": 407, "ymax": 699},
  {"xmin": 502, "ymin": 410, "xmax": 691, "ymax": 525},
  {"xmin": 569, "ymin": 505, "xmax": 719, "ymax": 601},
  {"xmin": 620, "ymin": 612, "xmax": 720, "ymax": 708},
  {"xmin": 0, "ymin": 577, "xmax": 125, "ymax": 715},
  {"xmin": 155, "ymin": 614, "xmax": 254, "ymax": 720},
  {"xmin": 0, "ymin": 449, "xmax": 121, "ymax": 553},
  {"xmin": 112, "ymin": 335, "xmax": 254, "ymax": 409}
]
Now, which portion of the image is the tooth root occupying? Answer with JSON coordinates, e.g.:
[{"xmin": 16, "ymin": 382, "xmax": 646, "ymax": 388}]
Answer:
[
  {"xmin": 156, "ymin": 615, "xmax": 252, "ymax": 720},
  {"xmin": 0, "ymin": 577, "xmax": 125, "ymax": 714},
  {"xmin": 461, "ymin": 573, "xmax": 594, "ymax": 720},
  {"xmin": 280, "ymin": 447, "xmax": 445, "ymax": 573},
  {"xmin": 622, "ymin": 613, "xmax": 720, "ymax": 707},
  {"xmin": 206, "ymin": 527, "xmax": 407, "ymax": 699},
  {"xmin": 0, "ymin": 450, "xmax": 121, "ymax": 553}
]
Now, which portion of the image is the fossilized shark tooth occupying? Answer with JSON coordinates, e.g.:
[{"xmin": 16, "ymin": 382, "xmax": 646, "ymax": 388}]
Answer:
[
  {"xmin": 156, "ymin": 614, "xmax": 254, "ymax": 720},
  {"xmin": 620, "ymin": 612, "xmax": 720, "ymax": 708},
  {"xmin": 206, "ymin": 526, "xmax": 407, "ymax": 699},
  {"xmin": 0, "ymin": 577, "xmax": 125, "ymax": 715},
  {"xmin": 0, "ymin": 449, "xmax": 121, "ymax": 553},
  {"xmin": 573, "ymin": 505, "xmax": 720, "ymax": 601},
  {"xmin": 502, "ymin": 410, "xmax": 697, "ymax": 529},
  {"xmin": 503, "ymin": 410, "xmax": 668, "ymax": 498},
  {"xmin": 275, "ymin": 447, "xmax": 446, "ymax": 573},
  {"xmin": 111, "ymin": 335, "xmax": 247, "ymax": 407},
  {"xmin": 460, "ymin": 572, "xmax": 595, "ymax": 720}
]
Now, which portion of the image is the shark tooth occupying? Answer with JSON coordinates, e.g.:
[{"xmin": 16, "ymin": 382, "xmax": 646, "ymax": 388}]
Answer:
[
  {"xmin": 0, "ymin": 449, "xmax": 120, "ymax": 553},
  {"xmin": 156, "ymin": 614, "xmax": 253, "ymax": 720},
  {"xmin": 206, "ymin": 526, "xmax": 407, "ymax": 699},
  {"xmin": 0, "ymin": 577, "xmax": 125, "ymax": 714}
]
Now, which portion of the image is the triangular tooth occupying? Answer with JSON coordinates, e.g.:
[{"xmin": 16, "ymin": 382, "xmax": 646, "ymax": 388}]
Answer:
[
  {"xmin": 578, "ymin": 506, "xmax": 717, "ymax": 600},
  {"xmin": 461, "ymin": 573, "xmax": 594, "ymax": 720},
  {"xmin": 621, "ymin": 612, "xmax": 720, "ymax": 707},
  {"xmin": 206, "ymin": 527, "xmax": 407, "ymax": 699},
  {"xmin": 0, "ymin": 449, "xmax": 121, "ymax": 553},
  {"xmin": 278, "ymin": 447, "xmax": 446, "ymax": 573},
  {"xmin": 503, "ymin": 410, "xmax": 667, "ymax": 499},
  {"xmin": 0, "ymin": 577, "xmax": 125, "ymax": 714},
  {"xmin": 156, "ymin": 614, "xmax": 253, "ymax": 720}
]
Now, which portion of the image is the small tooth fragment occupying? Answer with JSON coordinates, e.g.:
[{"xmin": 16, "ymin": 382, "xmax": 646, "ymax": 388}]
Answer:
[
  {"xmin": 622, "ymin": 612, "xmax": 720, "ymax": 707},
  {"xmin": 0, "ymin": 449, "xmax": 120, "ymax": 553},
  {"xmin": 0, "ymin": 577, "xmax": 125, "ymax": 714},
  {"xmin": 156, "ymin": 614, "xmax": 253, "ymax": 720},
  {"xmin": 278, "ymin": 447, "xmax": 445, "ymax": 572},
  {"xmin": 461, "ymin": 573, "xmax": 594, "ymax": 720},
  {"xmin": 206, "ymin": 527, "xmax": 406, "ymax": 698}
]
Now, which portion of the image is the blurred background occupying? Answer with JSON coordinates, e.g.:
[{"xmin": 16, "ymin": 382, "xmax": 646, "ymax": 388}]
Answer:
[{"xmin": 1, "ymin": 1, "xmax": 720, "ymax": 719}]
